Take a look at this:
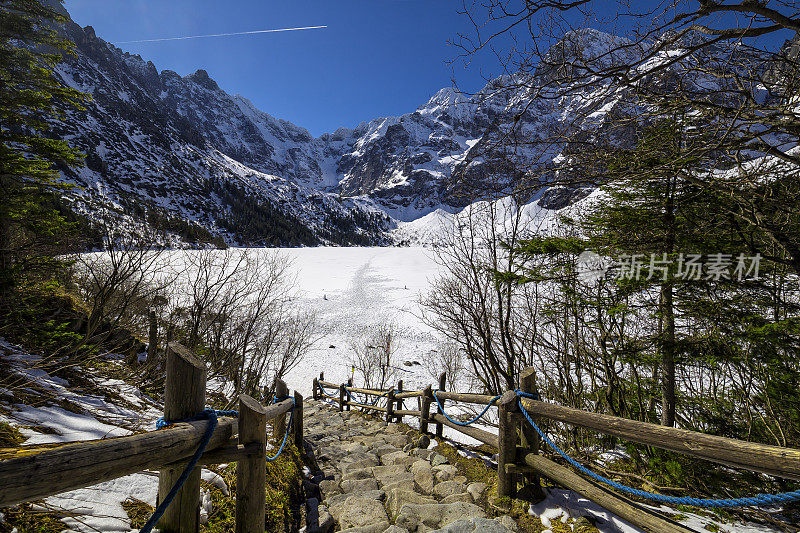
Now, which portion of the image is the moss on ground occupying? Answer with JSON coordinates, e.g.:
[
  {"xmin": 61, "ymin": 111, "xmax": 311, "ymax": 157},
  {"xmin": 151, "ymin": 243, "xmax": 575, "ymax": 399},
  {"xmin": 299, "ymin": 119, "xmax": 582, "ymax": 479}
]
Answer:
[
  {"xmin": 433, "ymin": 441, "xmax": 603, "ymax": 533},
  {"xmin": 433, "ymin": 441, "xmax": 497, "ymax": 489},
  {"xmin": 0, "ymin": 502, "xmax": 65, "ymax": 533},
  {"xmin": 122, "ymin": 443, "xmax": 305, "ymax": 533},
  {"xmin": 121, "ymin": 498, "xmax": 152, "ymax": 529},
  {"xmin": 0, "ymin": 422, "xmax": 25, "ymax": 448}
]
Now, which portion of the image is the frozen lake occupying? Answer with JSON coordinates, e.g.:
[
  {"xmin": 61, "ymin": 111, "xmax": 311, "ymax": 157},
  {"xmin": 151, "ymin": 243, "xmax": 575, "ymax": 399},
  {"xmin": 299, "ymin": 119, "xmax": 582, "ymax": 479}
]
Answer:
[{"xmin": 274, "ymin": 246, "xmax": 442, "ymax": 397}]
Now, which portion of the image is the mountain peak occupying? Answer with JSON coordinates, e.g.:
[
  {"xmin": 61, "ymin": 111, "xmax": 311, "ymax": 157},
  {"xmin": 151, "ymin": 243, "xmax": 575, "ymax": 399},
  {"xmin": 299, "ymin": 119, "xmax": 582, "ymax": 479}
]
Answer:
[{"xmin": 185, "ymin": 69, "xmax": 220, "ymax": 92}]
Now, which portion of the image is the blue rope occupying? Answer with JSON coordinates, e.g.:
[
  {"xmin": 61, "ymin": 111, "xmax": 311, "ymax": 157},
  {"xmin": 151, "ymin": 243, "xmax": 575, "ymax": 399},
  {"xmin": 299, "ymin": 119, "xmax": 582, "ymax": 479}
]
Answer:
[
  {"xmin": 318, "ymin": 384, "xmax": 339, "ymax": 399},
  {"xmin": 143, "ymin": 395, "xmax": 296, "ymax": 532},
  {"xmin": 432, "ymin": 389, "xmax": 501, "ymax": 426},
  {"xmin": 141, "ymin": 409, "xmax": 221, "ymax": 533},
  {"xmin": 344, "ymin": 386, "xmax": 393, "ymax": 406},
  {"xmin": 267, "ymin": 395, "xmax": 295, "ymax": 462},
  {"xmin": 516, "ymin": 392, "xmax": 800, "ymax": 508}
]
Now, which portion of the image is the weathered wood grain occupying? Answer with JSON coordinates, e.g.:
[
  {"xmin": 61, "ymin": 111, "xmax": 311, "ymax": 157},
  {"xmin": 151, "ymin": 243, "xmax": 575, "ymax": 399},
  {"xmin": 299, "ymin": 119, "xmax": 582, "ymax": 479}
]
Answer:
[
  {"xmin": 158, "ymin": 342, "xmax": 205, "ymax": 532},
  {"xmin": 235, "ymin": 395, "xmax": 267, "ymax": 533},
  {"xmin": 520, "ymin": 398, "xmax": 800, "ymax": 481}
]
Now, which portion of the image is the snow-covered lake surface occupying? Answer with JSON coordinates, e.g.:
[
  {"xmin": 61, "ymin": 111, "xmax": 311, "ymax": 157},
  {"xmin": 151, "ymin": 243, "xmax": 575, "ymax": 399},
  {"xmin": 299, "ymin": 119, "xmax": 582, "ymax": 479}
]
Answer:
[{"xmin": 276, "ymin": 246, "xmax": 441, "ymax": 397}]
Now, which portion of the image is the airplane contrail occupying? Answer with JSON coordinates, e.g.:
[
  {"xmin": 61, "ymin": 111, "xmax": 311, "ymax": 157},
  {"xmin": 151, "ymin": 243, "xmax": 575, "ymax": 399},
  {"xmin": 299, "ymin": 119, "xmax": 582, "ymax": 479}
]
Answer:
[{"xmin": 118, "ymin": 25, "xmax": 327, "ymax": 44}]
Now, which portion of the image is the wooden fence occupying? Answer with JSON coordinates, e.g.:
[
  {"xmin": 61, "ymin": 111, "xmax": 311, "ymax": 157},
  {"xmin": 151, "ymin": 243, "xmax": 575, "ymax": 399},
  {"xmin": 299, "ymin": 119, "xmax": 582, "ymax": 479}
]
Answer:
[
  {"xmin": 312, "ymin": 367, "xmax": 800, "ymax": 533},
  {"xmin": 0, "ymin": 342, "xmax": 304, "ymax": 533}
]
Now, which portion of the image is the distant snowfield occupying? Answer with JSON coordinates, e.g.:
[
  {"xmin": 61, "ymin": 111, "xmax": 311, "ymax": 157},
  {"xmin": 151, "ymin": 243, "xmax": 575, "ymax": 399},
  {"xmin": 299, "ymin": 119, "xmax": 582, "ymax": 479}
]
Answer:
[{"xmin": 276, "ymin": 246, "xmax": 442, "ymax": 397}]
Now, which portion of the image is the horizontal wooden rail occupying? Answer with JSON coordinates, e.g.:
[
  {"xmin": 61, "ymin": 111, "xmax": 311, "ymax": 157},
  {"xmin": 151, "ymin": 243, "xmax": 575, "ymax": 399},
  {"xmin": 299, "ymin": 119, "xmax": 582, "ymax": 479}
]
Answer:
[
  {"xmin": 520, "ymin": 398, "xmax": 800, "ymax": 482},
  {"xmin": 347, "ymin": 386, "xmax": 390, "ymax": 396},
  {"xmin": 394, "ymin": 409, "xmax": 421, "ymax": 417},
  {"xmin": 525, "ymin": 454, "xmax": 693, "ymax": 533},
  {"xmin": 191, "ymin": 440, "xmax": 262, "ymax": 466},
  {"xmin": 0, "ymin": 417, "xmax": 237, "ymax": 508},
  {"xmin": 0, "ymin": 398, "xmax": 295, "ymax": 508},
  {"xmin": 429, "ymin": 413, "xmax": 498, "ymax": 448},
  {"xmin": 434, "ymin": 391, "xmax": 498, "ymax": 405},
  {"xmin": 318, "ymin": 380, "xmax": 340, "ymax": 389},
  {"xmin": 395, "ymin": 390, "xmax": 423, "ymax": 399}
]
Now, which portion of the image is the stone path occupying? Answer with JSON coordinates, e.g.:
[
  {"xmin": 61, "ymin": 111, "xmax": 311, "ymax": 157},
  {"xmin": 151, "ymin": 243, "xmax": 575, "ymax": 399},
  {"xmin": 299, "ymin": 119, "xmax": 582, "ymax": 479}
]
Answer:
[{"xmin": 301, "ymin": 400, "xmax": 518, "ymax": 533}]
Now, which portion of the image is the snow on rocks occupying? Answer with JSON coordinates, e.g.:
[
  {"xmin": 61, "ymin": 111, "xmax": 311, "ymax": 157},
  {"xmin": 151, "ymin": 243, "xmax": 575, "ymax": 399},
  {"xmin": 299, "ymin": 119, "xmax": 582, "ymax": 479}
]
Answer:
[{"xmin": 301, "ymin": 400, "xmax": 516, "ymax": 533}]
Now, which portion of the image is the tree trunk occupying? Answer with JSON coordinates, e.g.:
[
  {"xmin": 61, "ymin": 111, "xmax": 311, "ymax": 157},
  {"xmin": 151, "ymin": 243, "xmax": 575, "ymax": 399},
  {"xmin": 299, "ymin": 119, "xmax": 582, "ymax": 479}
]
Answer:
[{"xmin": 660, "ymin": 282, "xmax": 676, "ymax": 427}]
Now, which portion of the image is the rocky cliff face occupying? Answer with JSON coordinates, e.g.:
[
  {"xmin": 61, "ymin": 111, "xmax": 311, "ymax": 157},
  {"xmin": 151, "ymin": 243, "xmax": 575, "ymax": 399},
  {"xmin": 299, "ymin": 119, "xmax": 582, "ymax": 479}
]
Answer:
[{"xmin": 49, "ymin": 10, "xmax": 706, "ymax": 245}]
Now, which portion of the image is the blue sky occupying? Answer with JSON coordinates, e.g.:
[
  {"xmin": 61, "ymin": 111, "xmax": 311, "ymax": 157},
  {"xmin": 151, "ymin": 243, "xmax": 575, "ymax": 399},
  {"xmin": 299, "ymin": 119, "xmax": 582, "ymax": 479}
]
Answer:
[
  {"xmin": 62, "ymin": 1, "xmax": 794, "ymax": 137},
  {"xmin": 63, "ymin": 1, "xmax": 500, "ymax": 136}
]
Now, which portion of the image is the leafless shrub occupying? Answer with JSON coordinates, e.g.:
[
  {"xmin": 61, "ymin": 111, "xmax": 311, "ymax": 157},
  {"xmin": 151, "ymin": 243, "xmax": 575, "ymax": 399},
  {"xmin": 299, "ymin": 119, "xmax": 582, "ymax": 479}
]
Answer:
[{"xmin": 350, "ymin": 321, "xmax": 400, "ymax": 391}]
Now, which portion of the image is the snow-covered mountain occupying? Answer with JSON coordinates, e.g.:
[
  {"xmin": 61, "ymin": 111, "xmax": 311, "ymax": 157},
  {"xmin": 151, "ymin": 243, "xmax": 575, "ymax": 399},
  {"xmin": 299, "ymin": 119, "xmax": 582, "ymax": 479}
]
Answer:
[{"xmin": 46, "ymin": 4, "xmax": 659, "ymax": 246}]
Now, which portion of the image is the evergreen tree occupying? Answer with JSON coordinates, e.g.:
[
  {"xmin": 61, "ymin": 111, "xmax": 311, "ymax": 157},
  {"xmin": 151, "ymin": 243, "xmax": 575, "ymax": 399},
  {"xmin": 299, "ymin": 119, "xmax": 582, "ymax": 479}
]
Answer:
[
  {"xmin": 581, "ymin": 120, "xmax": 711, "ymax": 426},
  {"xmin": 0, "ymin": 0, "xmax": 87, "ymax": 298}
]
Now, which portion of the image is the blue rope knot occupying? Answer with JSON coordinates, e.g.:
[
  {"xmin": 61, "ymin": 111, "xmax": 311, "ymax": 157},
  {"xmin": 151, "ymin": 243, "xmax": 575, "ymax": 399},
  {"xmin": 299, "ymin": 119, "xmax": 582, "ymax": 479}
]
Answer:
[
  {"xmin": 432, "ymin": 389, "xmax": 501, "ymax": 427},
  {"xmin": 515, "ymin": 391, "xmax": 800, "ymax": 508}
]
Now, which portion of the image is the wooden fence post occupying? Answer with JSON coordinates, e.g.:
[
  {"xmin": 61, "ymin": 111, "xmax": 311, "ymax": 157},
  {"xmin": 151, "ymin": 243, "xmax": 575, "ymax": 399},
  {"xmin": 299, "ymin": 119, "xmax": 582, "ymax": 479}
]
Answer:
[
  {"xmin": 158, "ymin": 343, "xmax": 206, "ymax": 533},
  {"xmin": 338, "ymin": 384, "xmax": 345, "ymax": 412},
  {"xmin": 346, "ymin": 378, "xmax": 353, "ymax": 411},
  {"xmin": 312, "ymin": 378, "xmax": 319, "ymax": 400},
  {"xmin": 386, "ymin": 390, "xmax": 395, "ymax": 425},
  {"xmin": 497, "ymin": 390, "xmax": 518, "ymax": 499},
  {"xmin": 293, "ymin": 391, "xmax": 304, "ymax": 449},
  {"xmin": 274, "ymin": 379, "xmax": 289, "ymax": 443},
  {"xmin": 420, "ymin": 385, "xmax": 433, "ymax": 435},
  {"xmin": 235, "ymin": 395, "xmax": 267, "ymax": 533},
  {"xmin": 519, "ymin": 367, "xmax": 544, "ymax": 500},
  {"xmin": 395, "ymin": 379, "xmax": 404, "ymax": 423},
  {"xmin": 435, "ymin": 372, "xmax": 447, "ymax": 438}
]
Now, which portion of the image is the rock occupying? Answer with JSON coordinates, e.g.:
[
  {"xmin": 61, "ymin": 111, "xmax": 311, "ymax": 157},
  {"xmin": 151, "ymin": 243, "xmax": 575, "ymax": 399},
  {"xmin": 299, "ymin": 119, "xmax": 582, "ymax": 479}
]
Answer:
[
  {"xmin": 383, "ymin": 450, "xmax": 411, "ymax": 465},
  {"xmin": 383, "ymin": 526, "xmax": 410, "ymax": 533},
  {"xmin": 329, "ymin": 496, "xmax": 390, "ymax": 530},
  {"xmin": 392, "ymin": 456, "xmax": 418, "ymax": 469},
  {"xmin": 434, "ymin": 468, "xmax": 457, "ymax": 483},
  {"xmin": 395, "ymin": 502, "xmax": 485, "ymax": 531},
  {"xmin": 386, "ymin": 434, "xmax": 409, "ymax": 448},
  {"xmin": 410, "ymin": 460, "xmax": 432, "ymax": 474},
  {"xmin": 494, "ymin": 515, "xmax": 518, "ymax": 532},
  {"xmin": 434, "ymin": 481, "xmax": 467, "ymax": 498},
  {"xmin": 377, "ymin": 471, "xmax": 415, "ymax": 488},
  {"xmin": 372, "ymin": 464, "xmax": 410, "ymax": 485},
  {"xmin": 466, "ymin": 482, "xmax": 487, "ymax": 502},
  {"xmin": 429, "ymin": 517, "xmax": 515, "ymax": 533},
  {"xmin": 386, "ymin": 488, "xmax": 438, "ymax": 517},
  {"xmin": 341, "ymin": 477, "xmax": 379, "ymax": 493},
  {"xmin": 430, "ymin": 454, "xmax": 448, "ymax": 467},
  {"xmin": 319, "ymin": 479, "xmax": 341, "ymax": 497},
  {"xmin": 413, "ymin": 468, "xmax": 435, "ymax": 494},
  {"xmin": 342, "ymin": 467, "xmax": 374, "ymax": 480},
  {"xmin": 453, "ymin": 475, "xmax": 467, "ymax": 484},
  {"xmin": 374, "ymin": 444, "xmax": 403, "ymax": 458},
  {"xmin": 417, "ymin": 435, "xmax": 431, "ymax": 448},
  {"xmin": 328, "ymin": 490, "xmax": 385, "ymax": 508},
  {"xmin": 442, "ymin": 493, "xmax": 472, "ymax": 504},
  {"xmin": 382, "ymin": 479, "xmax": 416, "ymax": 493},
  {"xmin": 318, "ymin": 504, "xmax": 335, "ymax": 532},
  {"xmin": 339, "ymin": 522, "xmax": 391, "ymax": 533}
]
